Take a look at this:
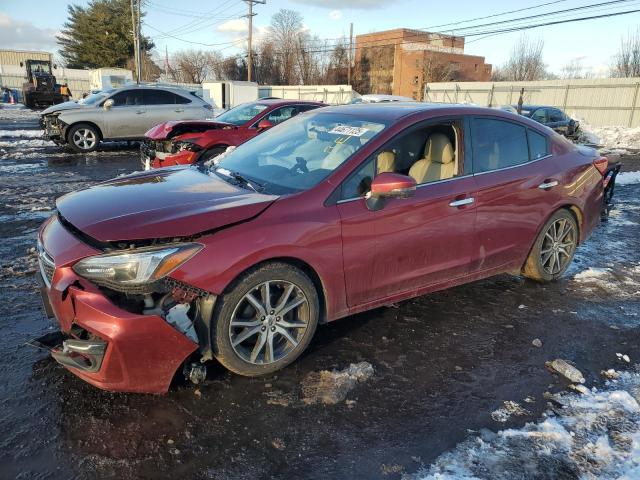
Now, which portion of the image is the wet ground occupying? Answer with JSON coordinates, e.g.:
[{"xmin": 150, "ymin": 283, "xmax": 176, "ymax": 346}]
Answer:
[{"xmin": 1, "ymin": 106, "xmax": 639, "ymax": 479}]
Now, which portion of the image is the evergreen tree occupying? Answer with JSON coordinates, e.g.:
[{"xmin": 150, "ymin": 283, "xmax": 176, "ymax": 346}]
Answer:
[{"xmin": 57, "ymin": 0, "xmax": 154, "ymax": 69}]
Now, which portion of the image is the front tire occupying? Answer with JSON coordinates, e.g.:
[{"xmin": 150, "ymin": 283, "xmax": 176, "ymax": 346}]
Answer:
[
  {"xmin": 68, "ymin": 123, "xmax": 100, "ymax": 153},
  {"xmin": 522, "ymin": 209, "xmax": 578, "ymax": 282},
  {"xmin": 212, "ymin": 262, "xmax": 319, "ymax": 376}
]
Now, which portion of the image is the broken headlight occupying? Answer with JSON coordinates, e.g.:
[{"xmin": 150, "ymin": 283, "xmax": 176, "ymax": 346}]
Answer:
[
  {"xmin": 72, "ymin": 244, "xmax": 202, "ymax": 287},
  {"xmin": 174, "ymin": 140, "xmax": 203, "ymax": 153}
]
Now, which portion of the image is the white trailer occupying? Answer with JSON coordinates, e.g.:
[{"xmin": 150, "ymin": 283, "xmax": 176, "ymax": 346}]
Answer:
[{"xmin": 202, "ymin": 81, "xmax": 259, "ymax": 110}]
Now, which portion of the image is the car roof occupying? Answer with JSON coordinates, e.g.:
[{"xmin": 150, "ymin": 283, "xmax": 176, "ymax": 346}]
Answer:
[
  {"xmin": 113, "ymin": 83, "xmax": 195, "ymax": 94},
  {"xmin": 253, "ymin": 99, "xmax": 325, "ymax": 106},
  {"xmin": 313, "ymin": 102, "xmax": 520, "ymax": 121},
  {"xmin": 517, "ymin": 104, "xmax": 561, "ymax": 111}
]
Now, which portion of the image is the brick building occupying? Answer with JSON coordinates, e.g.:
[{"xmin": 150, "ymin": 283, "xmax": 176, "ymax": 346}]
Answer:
[{"xmin": 354, "ymin": 29, "xmax": 492, "ymax": 99}]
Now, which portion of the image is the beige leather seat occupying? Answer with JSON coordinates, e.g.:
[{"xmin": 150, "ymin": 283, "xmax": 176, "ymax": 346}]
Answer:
[
  {"xmin": 408, "ymin": 133, "xmax": 456, "ymax": 184},
  {"xmin": 376, "ymin": 151, "xmax": 396, "ymax": 174}
]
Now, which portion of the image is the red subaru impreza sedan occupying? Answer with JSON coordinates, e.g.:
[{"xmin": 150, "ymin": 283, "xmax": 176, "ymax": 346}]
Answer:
[
  {"xmin": 141, "ymin": 99, "xmax": 325, "ymax": 169},
  {"xmin": 36, "ymin": 103, "xmax": 607, "ymax": 393}
]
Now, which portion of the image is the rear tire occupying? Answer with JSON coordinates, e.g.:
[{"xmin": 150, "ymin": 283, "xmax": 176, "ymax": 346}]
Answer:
[
  {"xmin": 212, "ymin": 262, "xmax": 319, "ymax": 376},
  {"xmin": 68, "ymin": 123, "xmax": 100, "ymax": 153},
  {"xmin": 522, "ymin": 209, "xmax": 578, "ymax": 282}
]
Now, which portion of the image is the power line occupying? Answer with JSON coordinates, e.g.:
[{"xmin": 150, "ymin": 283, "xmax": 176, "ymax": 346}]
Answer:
[
  {"xmin": 148, "ymin": 0, "xmax": 242, "ymax": 39},
  {"xmin": 422, "ymin": 0, "xmax": 571, "ymax": 30},
  {"xmin": 145, "ymin": 23, "xmax": 247, "ymax": 47}
]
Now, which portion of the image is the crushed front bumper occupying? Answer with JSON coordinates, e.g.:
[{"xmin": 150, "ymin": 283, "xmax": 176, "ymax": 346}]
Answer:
[
  {"xmin": 42, "ymin": 114, "xmax": 62, "ymax": 141},
  {"xmin": 35, "ymin": 216, "xmax": 199, "ymax": 393},
  {"xmin": 141, "ymin": 140, "xmax": 198, "ymax": 170}
]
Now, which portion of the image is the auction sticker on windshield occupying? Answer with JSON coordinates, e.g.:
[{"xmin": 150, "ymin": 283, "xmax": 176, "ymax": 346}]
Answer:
[{"xmin": 328, "ymin": 125, "xmax": 369, "ymax": 137}]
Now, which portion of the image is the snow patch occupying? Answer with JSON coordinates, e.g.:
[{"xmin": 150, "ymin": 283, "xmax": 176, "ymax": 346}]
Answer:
[
  {"xmin": 577, "ymin": 123, "xmax": 640, "ymax": 153},
  {"xmin": 491, "ymin": 401, "xmax": 531, "ymax": 423},
  {"xmin": 617, "ymin": 171, "xmax": 640, "ymax": 186},
  {"xmin": 416, "ymin": 370, "xmax": 640, "ymax": 480},
  {"xmin": 0, "ymin": 129, "xmax": 43, "ymax": 139}
]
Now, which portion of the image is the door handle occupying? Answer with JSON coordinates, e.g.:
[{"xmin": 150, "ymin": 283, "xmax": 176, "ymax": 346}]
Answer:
[
  {"xmin": 174, "ymin": 108, "xmax": 184, "ymax": 113},
  {"xmin": 449, "ymin": 197, "xmax": 474, "ymax": 208},
  {"xmin": 538, "ymin": 180, "xmax": 559, "ymax": 189},
  {"xmin": 135, "ymin": 110, "xmax": 145, "ymax": 114}
]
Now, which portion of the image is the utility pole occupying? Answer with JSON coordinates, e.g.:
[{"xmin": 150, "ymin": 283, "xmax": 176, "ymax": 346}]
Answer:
[
  {"xmin": 136, "ymin": 0, "xmax": 142, "ymax": 83},
  {"xmin": 130, "ymin": 0, "xmax": 139, "ymax": 83},
  {"xmin": 243, "ymin": 0, "xmax": 265, "ymax": 82},
  {"xmin": 348, "ymin": 22, "xmax": 353, "ymax": 86}
]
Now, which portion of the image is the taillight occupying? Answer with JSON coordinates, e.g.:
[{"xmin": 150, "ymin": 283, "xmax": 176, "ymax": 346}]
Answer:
[{"xmin": 593, "ymin": 156, "xmax": 608, "ymax": 176}]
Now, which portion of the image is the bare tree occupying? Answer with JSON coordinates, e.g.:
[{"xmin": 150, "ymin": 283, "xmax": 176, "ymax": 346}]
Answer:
[
  {"xmin": 170, "ymin": 49, "xmax": 221, "ymax": 83},
  {"xmin": 501, "ymin": 35, "xmax": 547, "ymax": 81},
  {"xmin": 611, "ymin": 29, "xmax": 640, "ymax": 78},
  {"xmin": 560, "ymin": 57, "xmax": 592, "ymax": 79},
  {"xmin": 269, "ymin": 9, "xmax": 304, "ymax": 84}
]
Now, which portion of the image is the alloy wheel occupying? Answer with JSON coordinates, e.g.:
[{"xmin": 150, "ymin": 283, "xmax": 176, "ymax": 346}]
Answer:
[
  {"xmin": 229, "ymin": 280, "xmax": 310, "ymax": 365},
  {"xmin": 540, "ymin": 217, "xmax": 576, "ymax": 275},
  {"xmin": 72, "ymin": 128, "xmax": 97, "ymax": 150}
]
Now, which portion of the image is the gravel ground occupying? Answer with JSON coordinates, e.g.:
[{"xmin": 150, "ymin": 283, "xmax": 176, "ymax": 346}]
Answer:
[{"xmin": 1, "ymin": 106, "xmax": 639, "ymax": 480}]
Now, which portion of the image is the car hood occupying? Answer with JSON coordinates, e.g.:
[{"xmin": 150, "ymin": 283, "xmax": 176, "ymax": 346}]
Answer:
[
  {"xmin": 41, "ymin": 101, "xmax": 87, "ymax": 115},
  {"xmin": 145, "ymin": 120, "xmax": 236, "ymax": 140},
  {"xmin": 56, "ymin": 167, "xmax": 278, "ymax": 242}
]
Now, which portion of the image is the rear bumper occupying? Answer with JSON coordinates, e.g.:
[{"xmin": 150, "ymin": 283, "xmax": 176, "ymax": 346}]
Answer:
[{"xmin": 37, "ymin": 217, "xmax": 198, "ymax": 393}]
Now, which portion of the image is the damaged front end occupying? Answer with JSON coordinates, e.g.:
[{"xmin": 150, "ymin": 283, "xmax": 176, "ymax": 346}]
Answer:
[
  {"xmin": 34, "ymin": 216, "xmax": 219, "ymax": 393},
  {"xmin": 42, "ymin": 113, "xmax": 66, "ymax": 143}
]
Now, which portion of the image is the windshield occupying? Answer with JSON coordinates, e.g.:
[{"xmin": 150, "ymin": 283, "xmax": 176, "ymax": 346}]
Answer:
[
  {"xmin": 79, "ymin": 90, "xmax": 113, "ymax": 105},
  {"xmin": 30, "ymin": 61, "xmax": 51, "ymax": 74},
  {"xmin": 215, "ymin": 103, "xmax": 268, "ymax": 126},
  {"xmin": 209, "ymin": 112, "xmax": 388, "ymax": 195}
]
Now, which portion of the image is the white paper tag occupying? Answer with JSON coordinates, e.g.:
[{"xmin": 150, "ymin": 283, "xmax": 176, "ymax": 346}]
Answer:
[{"xmin": 328, "ymin": 125, "xmax": 369, "ymax": 137}]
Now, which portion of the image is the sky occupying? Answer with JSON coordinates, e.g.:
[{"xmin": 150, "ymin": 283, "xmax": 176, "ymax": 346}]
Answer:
[{"xmin": 1, "ymin": 0, "xmax": 639, "ymax": 76}]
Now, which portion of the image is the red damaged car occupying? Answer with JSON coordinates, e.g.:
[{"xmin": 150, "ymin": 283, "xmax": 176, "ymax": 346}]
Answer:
[
  {"xmin": 35, "ymin": 103, "xmax": 607, "ymax": 393},
  {"xmin": 141, "ymin": 99, "xmax": 325, "ymax": 169}
]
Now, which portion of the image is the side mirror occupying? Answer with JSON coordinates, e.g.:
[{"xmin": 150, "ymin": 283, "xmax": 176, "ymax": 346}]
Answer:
[
  {"xmin": 366, "ymin": 172, "xmax": 416, "ymax": 211},
  {"xmin": 257, "ymin": 119, "xmax": 274, "ymax": 130},
  {"xmin": 20, "ymin": 62, "xmax": 24, "ymax": 67},
  {"xmin": 103, "ymin": 99, "xmax": 114, "ymax": 110}
]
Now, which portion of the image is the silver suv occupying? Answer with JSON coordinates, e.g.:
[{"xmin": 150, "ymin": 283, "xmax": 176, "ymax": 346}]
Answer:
[{"xmin": 41, "ymin": 84, "xmax": 213, "ymax": 153}]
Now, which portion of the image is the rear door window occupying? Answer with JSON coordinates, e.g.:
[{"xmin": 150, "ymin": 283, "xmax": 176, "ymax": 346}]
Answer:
[
  {"xmin": 528, "ymin": 129, "xmax": 549, "ymax": 160},
  {"xmin": 471, "ymin": 118, "xmax": 529, "ymax": 173},
  {"xmin": 144, "ymin": 89, "xmax": 177, "ymax": 105}
]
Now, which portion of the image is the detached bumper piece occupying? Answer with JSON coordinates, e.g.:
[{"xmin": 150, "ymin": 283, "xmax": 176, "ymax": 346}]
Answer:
[
  {"xmin": 602, "ymin": 162, "xmax": 622, "ymax": 218},
  {"xmin": 51, "ymin": 339, "xmax": 107, "ymax": 373}
]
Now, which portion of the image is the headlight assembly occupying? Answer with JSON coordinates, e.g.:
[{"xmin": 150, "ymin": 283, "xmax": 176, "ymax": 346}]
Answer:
[{"xmin": 72, "ymin": 243, "xmax": 202, "ymax": 288}]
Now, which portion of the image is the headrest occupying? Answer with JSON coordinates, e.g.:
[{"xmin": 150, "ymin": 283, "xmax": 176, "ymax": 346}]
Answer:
[
  {"xmin": 377, "ymin": 151, "xmax": 395, "ymax": 173},
  {"xmin": 424, "ymin": 133, "xmax": 454, "ymax": 164}
]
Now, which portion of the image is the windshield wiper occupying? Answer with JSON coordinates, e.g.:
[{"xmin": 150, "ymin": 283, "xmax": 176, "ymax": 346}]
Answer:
[
  {"xmin": 209, "ymin": 165, "xmax": 265, "ymax": 193},
  {"xmin": 225, "ymin": 169, "xmax": 263, "ymax": 193}
]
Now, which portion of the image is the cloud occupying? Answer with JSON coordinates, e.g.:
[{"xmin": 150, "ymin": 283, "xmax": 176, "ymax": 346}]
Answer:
[
  {"xmin": 0, "ymin": 12, "xmax": 58, "ymax": 52},
  {"xmin": 329, "ymin": 10, "xmax": 343, "ymax": 20},
  {"xmin": 291, "ymin": 0, "xmax": 389, "ymax": 9},
  {"xmin": 216, "ymin": 18, "xmax": 248, "ymax": 34}
]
